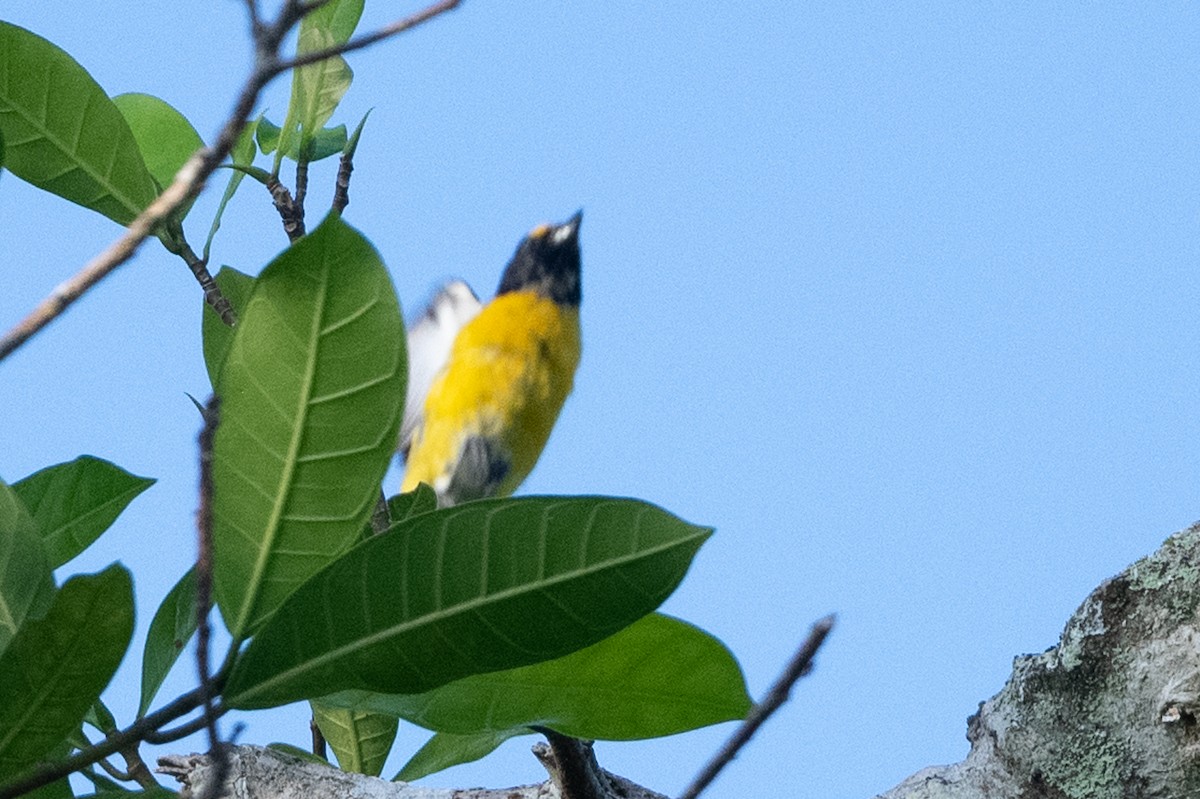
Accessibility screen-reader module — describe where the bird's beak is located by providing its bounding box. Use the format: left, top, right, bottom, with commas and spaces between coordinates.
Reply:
551, 210, 582, 245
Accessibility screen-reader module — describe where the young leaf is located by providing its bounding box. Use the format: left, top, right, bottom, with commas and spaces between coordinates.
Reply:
84, 698, 117, 733
0, 480, 54, 657
223, 496, 711, 709
112, 94, 204, 191
396, 730, 524, 782
0, 22, 158, 225
323, 614, 751, 741
203, 116, 260, 263
200, 266, 256, 388
274, 0, 363, 170
13, 457, 155, 569
212, 215, 406, 639
0, 565, 135, 782
257, 118, 347, 162
310, 702, 397, 776
138, 569, 197, 716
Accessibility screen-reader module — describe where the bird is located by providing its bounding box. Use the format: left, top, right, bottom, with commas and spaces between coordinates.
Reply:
400, 211, 583, 507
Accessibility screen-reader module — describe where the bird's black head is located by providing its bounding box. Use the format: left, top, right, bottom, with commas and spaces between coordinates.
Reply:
496, 211, 582, 307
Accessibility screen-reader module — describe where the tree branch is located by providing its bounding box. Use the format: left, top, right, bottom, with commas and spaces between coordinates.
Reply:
157, 744, 672, 799
0, 0, 461, 365
877, 522, 1200, 799
0, 686, 210, 799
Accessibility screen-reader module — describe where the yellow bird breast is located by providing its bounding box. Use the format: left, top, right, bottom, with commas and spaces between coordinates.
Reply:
401, 290, 582, 503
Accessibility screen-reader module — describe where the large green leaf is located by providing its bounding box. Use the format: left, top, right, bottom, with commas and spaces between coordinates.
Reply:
200, 266, 256, 388
324, 614, 751, 741
311, 702, 397, 777
396, 730, 523, 782
0, 480, 54, 657
13, 457, 155, 569
138, 569, 197, 716
0, 565, 134, 782
0, 23, 158, 225
223, 497, 711, 709
22, 739, 72, 799
212, 215, 406, 639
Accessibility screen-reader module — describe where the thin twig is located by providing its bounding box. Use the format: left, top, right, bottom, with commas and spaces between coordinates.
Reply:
0, 0, 460, 365
95, 758, 133, 782
294, 157, 309, 215
142, 705, 229, 746
677, 615, 836, 799
114, 744, 159, 791
0, 687, 211, 799
266, 175, 306, 241
331, 146, 354, 214
195, 397, 222, 748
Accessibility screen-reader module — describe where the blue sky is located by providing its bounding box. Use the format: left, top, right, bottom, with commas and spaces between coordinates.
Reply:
2, 2, 1199, 797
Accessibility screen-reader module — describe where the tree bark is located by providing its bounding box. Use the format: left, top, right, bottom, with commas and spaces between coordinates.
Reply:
157, 742, 669, 799
878, 522, 1200, 798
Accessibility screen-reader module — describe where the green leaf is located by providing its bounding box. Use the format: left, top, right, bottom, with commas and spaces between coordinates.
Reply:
257, 117, 347, 162
200, 266, 256, 388
84, 699, 117, 733
212, 215, 406, 639
275, 0, 362, 170
385, 485, 438, 525
0, 22, 158, 225
325, 614, 751, 741
0, 565, 135, 782
203, 116, 260, 263
111, 94, 203, 191
264, 743, 327, 764
396, 729, 523, 782
342, 110, 370, 162
13, 457, 155, 569
223, 497, 711, 710
311, 702, 397, 776
0, 480, 54, 657
17, 737, 72, 799
306, 0, 366, 44
138, 569, 197, 717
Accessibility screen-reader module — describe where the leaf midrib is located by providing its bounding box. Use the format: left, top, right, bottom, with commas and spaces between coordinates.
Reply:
0, 44, 150, 220
230, 527, 709, 705
233, 263, 331, 638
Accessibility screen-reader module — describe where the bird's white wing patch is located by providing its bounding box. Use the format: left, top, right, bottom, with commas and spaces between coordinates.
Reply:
400, 280, 483, 458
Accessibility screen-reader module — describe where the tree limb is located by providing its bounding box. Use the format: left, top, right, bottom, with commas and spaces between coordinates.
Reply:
877, 521, 1200, 799
158, 744, 668, 799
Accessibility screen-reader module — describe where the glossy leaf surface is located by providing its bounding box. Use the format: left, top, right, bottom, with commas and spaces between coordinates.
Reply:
324, 614, 751, 740
212, 216, 405, 638
14, 456, 154, 568
0, 565, 134, 782
225, 497, 710, 708
396, 729, 522, 782
311, 702, 397, 777
0, 23, 157, 224
0, 480, 53, 657
138, 569, 197, 716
